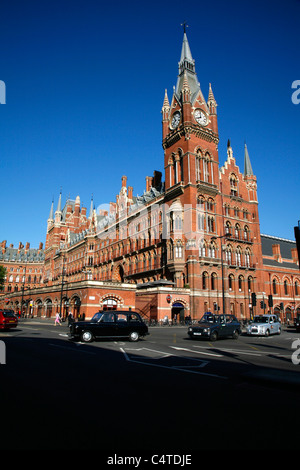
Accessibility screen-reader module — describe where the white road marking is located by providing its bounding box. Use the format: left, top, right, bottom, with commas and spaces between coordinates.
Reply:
192, 345, 261, 357
119, 347, 227, 379
170, 346, 223, 357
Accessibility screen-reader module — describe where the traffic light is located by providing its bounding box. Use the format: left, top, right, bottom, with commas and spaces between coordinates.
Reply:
268, 294, 273, 307
251, 292, 256, 306
260, 300, 264, 309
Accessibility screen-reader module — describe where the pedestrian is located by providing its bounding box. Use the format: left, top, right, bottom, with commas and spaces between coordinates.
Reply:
54, 312, 62, 326
67, 311, 74, 327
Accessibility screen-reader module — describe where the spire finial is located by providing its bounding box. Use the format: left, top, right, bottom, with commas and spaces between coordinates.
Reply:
162, 89, 170, 110
227, 139, 233, 159
181, 21, 188, 34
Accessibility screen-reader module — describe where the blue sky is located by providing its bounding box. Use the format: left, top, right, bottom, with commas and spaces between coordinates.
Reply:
1, 0, 299, 248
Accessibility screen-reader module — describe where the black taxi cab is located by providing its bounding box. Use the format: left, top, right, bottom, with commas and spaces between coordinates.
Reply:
69, 310, 149, 343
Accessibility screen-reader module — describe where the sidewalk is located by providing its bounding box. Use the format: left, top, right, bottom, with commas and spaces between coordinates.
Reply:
18, 316, 67, 325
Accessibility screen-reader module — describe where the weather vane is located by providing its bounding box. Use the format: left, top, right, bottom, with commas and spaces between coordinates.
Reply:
181, 21, 188, 33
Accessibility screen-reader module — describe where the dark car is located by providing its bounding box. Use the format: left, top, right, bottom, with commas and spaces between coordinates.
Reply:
69, 310, 149, 343
188, 313, 241, 341
0, 309, 18, 330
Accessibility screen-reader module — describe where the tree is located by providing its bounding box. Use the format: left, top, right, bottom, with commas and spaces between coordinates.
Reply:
0, 265, 7, 291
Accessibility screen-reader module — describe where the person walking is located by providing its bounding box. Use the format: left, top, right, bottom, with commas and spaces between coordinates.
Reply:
67, 311, 74, 327
54, 312, 62, 326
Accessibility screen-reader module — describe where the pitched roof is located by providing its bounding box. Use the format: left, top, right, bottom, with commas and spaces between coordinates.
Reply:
0, 247, 44, 263
261, 234, 298, 269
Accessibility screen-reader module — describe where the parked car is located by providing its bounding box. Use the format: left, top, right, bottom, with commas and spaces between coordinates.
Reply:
69, 310, 149, 343
0, 309, 18, 330
246, 314, 281, 336
187, 313, 241, 341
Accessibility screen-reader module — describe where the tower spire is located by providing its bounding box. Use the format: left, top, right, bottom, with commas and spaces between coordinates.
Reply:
162, 89, 171, 140
162, 89, 170, 113
207, 83, 217, 113
175, 28, 200, 101
55, 189, 62, 224
56, 189, 62, 213
89, 194, 94, 219
244, 143, 254, 176
48, 198, 54, 220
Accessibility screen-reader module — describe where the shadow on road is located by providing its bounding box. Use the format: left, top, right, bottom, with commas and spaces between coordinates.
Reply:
1, 329, 300, 452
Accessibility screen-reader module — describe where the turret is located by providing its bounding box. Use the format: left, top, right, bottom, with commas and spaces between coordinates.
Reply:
243, 143, 257, 202
207, 83, 218, 134
55, 191, 62, 224
161, 89, 170, 140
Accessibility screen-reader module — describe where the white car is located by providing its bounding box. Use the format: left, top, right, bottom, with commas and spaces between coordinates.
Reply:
246, 314, 281, 336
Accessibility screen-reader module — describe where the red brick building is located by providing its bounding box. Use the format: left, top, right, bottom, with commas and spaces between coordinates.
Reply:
0, 241, 44, 316
1, 31, 299, 322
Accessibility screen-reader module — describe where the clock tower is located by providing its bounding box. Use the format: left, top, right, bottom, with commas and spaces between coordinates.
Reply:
161, 28, 221, 309
162, 29, 219, 193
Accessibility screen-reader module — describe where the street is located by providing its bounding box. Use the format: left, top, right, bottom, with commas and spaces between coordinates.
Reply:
1, 318, 300, 453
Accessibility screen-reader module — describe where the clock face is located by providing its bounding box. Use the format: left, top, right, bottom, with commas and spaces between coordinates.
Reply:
194, 109, 208, 126
171, 111, 181, 129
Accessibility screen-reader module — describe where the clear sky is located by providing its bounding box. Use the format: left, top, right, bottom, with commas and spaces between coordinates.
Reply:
1, 0, 299, 248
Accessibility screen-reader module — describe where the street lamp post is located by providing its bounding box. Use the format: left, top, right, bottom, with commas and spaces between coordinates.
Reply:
211, 233, 231, 316
20, 265, 27, 317
59, 257, 66, 320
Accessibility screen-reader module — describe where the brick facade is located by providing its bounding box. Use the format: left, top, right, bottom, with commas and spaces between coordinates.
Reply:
0, 31, 299, 322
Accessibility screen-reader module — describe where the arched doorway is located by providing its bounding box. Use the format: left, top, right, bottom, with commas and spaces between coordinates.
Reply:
286, 307, 292, 325
61, 296, 70, 319
103, 298, 118, 311
45, 299, 53, 318
71, 296, 81, 320
27, 299, 33, 318
36, 299, 43, 317
274, 306, 281, 321
100, 294, 124, 311
171, 301, 185, 323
